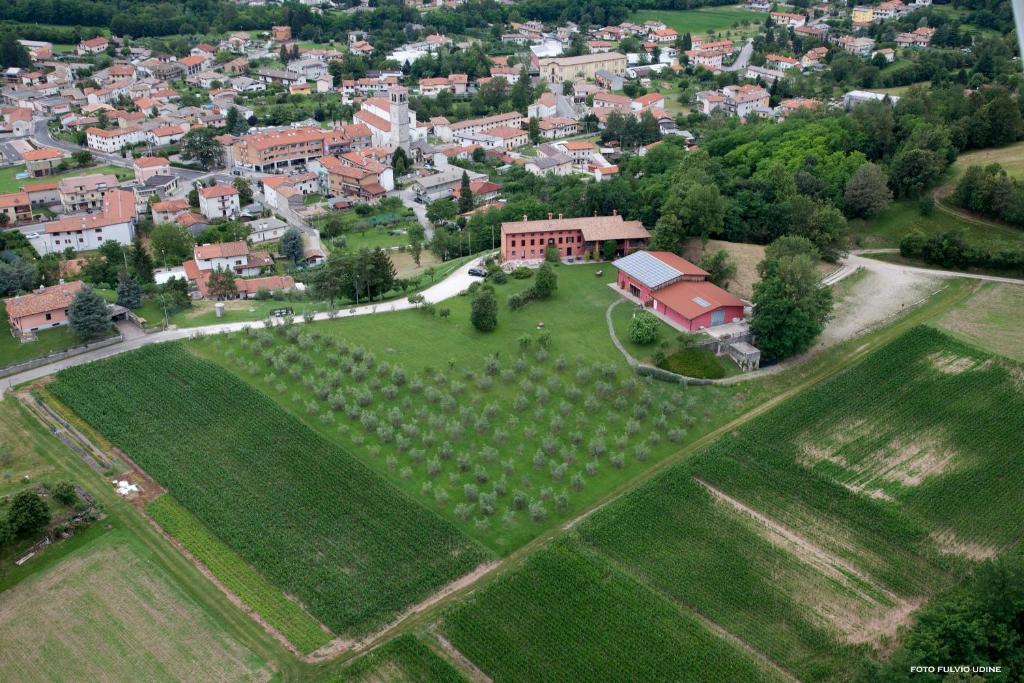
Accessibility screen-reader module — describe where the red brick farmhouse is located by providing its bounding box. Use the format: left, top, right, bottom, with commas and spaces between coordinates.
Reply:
613, 250, 745, 331
500, 213, 650, 262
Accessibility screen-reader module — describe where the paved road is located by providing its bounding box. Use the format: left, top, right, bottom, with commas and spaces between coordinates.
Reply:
0, 253, 492, 395
721, 39, 754, 73
394, 187, 431, 236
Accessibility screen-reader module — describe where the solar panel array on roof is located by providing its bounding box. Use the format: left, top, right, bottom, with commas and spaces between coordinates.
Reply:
611, 251, 682, 289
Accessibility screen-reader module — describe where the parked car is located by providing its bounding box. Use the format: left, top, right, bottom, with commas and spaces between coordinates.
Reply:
468, 267, 487, 277
25, 232, 40, 239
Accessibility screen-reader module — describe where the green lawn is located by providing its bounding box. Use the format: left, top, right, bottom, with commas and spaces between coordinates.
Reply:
850, 199, 1024, 249
303, 193, 324, 206
0, 314, 83, 370
932, 282, 1024, 362
0, 163, 133, 194
658, 346, 739, 379
630, 7, 762, 37
0, 529, 272, 682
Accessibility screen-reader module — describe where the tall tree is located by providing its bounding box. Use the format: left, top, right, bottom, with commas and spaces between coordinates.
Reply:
180, 129, 224, 170
115, 272, 142, 309
68, 287, 111, 340
280, 227, 305, 265
129, 237, 155, 283
470, 285, 498, 332
844, 163, 892, 218
207, 268, 237, 300
458, 171, 474, 214
233, 177, 253, 206
751, 239, 832, 359
6, 490, 50, 537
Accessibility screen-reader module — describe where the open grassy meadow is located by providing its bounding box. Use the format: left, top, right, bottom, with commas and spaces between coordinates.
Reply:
190, 264, 773, 552
932, 282, 1024, 361
0, 530, 271, 682
948, 140, 1024, 181
850, 199, 1024, 249
49, 344, 490, 640
630, 7, 762, 37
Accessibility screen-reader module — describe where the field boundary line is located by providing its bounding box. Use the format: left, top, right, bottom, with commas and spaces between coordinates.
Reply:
694, 478, 894, 605
578, 541, 802, 683
429, 627, 493, 683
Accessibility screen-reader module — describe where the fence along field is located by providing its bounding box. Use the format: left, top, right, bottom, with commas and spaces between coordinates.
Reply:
573, 326, 1024, 680
49, 344, 491, 638
442, 539, 782, 683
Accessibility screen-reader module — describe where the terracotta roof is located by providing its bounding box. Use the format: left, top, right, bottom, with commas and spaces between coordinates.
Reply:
0, 192, 30, 209
195, 240, 249, 260
46, 189, 136, 233
236, 275, 294, 293
22, 147, 64, 161
152, 198, 189, 212
176, 212, 206, 227
5, 281, 84, 320
133, 156, 170, 168
21, 181, 59, 193
652, 280, 743, 321
198, 185, 238, 199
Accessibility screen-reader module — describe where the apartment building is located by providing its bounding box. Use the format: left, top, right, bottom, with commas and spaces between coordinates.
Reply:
316, 156, 387, 202
86, 125, 146, 153
230, 127, 327, 172
536, 52, 628, 84
44, 189, 137, 253
58, 173, 120, 212
197, 184, 240, 219
447, 111, 525, 144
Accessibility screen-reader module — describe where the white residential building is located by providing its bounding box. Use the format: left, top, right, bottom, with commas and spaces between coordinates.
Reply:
197, 185, 240, 219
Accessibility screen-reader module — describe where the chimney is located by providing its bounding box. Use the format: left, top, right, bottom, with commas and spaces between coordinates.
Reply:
547, 212, 553, 219
59, 278, 65, 285
558, 213, 563, 219
612, 209, 618, 216
523, 214, 528, 222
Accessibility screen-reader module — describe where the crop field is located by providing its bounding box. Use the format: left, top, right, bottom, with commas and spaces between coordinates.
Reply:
0, 532, 271, 682
147, 495, 331, 653
630, 8, 762, 37
563, 326, 1024, 679
194, 304, 766, 553
441, 539, 779, 682
933, 282, 1024, 361
49, 344, 490, 638
338, 634, 466, 682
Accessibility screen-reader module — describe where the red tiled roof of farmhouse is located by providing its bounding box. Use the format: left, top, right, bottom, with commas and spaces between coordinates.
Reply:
5, 281, 84, 320
652, 279, 744, 321
501, 214, 649, 241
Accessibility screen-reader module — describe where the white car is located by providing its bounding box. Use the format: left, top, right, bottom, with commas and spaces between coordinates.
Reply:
25, 232, 40, 239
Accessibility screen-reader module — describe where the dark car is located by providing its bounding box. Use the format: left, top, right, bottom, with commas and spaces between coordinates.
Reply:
467, 267, 487, 277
